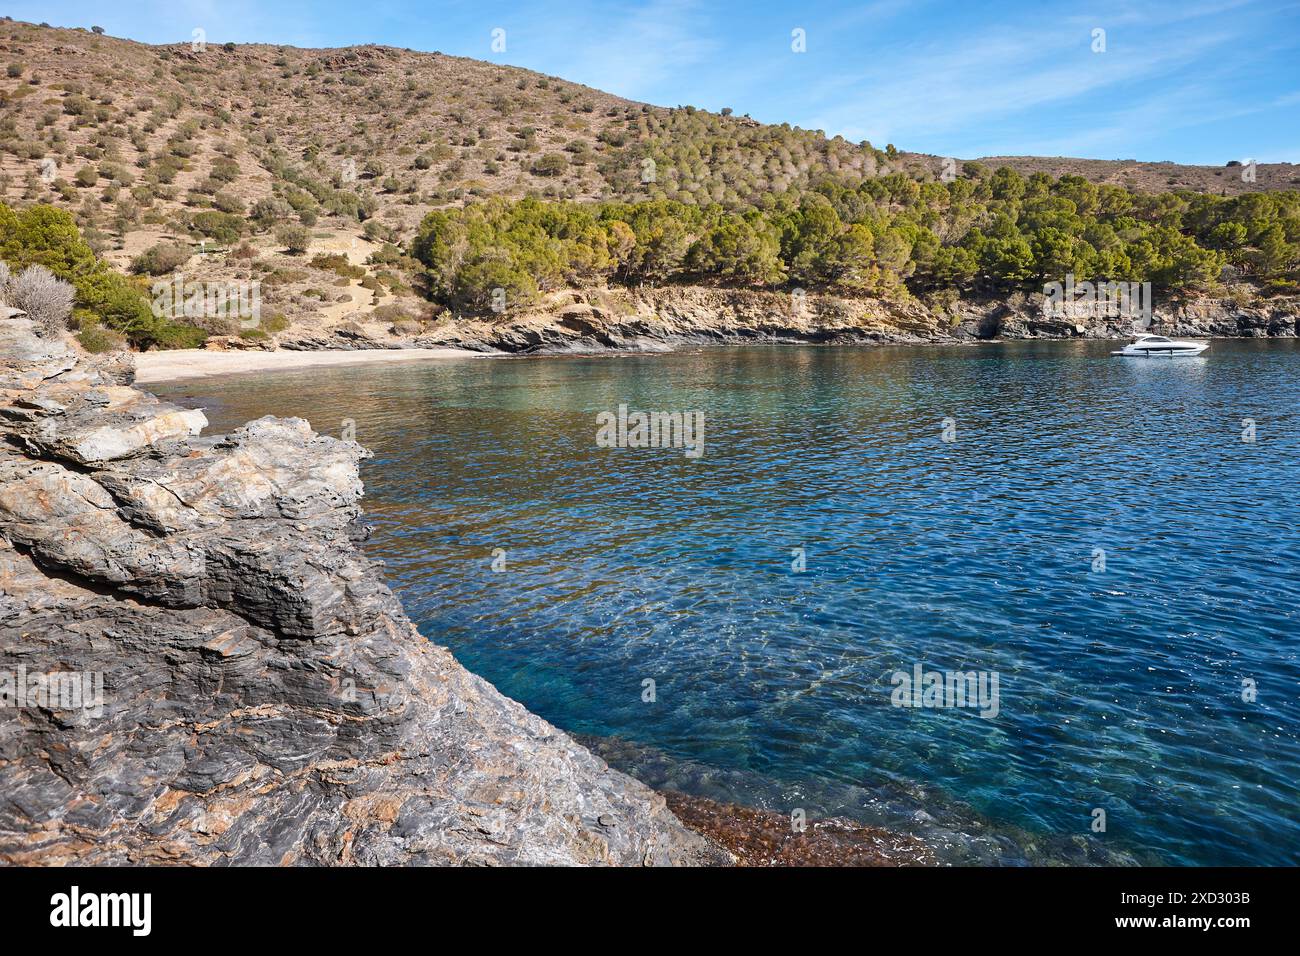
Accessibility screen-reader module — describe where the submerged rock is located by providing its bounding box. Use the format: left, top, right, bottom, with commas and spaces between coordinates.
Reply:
664, 792, 936, 867
0, 319, 729, 866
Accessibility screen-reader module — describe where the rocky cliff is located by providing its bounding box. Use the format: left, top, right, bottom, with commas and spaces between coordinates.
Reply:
0, 317, 727, 866
402, 285, 1300, 354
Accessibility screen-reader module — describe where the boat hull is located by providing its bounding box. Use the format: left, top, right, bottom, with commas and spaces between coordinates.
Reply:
1112, 343, 1209, 357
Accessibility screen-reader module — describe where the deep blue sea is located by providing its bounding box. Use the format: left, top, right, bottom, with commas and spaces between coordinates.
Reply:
159, 340, 1300, 865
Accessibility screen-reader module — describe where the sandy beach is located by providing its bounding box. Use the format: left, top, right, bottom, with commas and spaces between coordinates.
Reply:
133, 347, 490, 384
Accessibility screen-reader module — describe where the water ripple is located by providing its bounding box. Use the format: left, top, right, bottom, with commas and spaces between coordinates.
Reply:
159, 339, 1300, 865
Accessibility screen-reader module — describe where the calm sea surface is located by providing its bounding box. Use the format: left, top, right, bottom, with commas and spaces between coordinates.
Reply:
156, 341, 1300, 865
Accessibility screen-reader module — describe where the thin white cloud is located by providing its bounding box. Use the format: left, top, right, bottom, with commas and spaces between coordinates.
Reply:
800, 4, 1255, 154
974, 85, 1300, 160
518, 0, 720, 101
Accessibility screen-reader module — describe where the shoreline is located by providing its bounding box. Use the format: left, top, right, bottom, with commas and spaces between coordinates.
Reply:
133, 346, 491, 384
132, 331, 1278, 385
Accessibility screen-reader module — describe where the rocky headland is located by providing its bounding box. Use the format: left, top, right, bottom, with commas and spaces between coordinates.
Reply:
0, 316, 729, 865
204, 285, 1300, 356
408, 286, 1300, 353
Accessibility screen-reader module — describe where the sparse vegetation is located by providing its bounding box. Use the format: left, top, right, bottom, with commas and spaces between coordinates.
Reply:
0, 20, 1293, 342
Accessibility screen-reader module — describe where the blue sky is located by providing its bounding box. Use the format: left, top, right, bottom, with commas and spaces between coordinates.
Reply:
21, 0, 1300, 163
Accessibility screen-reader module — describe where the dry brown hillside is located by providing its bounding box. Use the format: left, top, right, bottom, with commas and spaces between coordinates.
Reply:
964, 155, 1299, 195
5, 20, 1293, 241
1, 19, 1294, 350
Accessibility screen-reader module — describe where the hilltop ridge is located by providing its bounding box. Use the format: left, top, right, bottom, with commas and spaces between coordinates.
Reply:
0, 19, 1296, 355
3, 20, 1293, 239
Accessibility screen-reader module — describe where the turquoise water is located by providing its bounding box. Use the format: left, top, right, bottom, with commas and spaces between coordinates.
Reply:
159, 340, 1300, 865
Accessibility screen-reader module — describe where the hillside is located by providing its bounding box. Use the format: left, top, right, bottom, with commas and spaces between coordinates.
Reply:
0, 22, 895, 237
0, 19, 1297, 353
5, 21, 1295, 233
952, 155, 1300, 195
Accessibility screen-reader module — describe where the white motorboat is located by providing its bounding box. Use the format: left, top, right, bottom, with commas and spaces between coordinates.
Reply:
1112, 334, 1209, 357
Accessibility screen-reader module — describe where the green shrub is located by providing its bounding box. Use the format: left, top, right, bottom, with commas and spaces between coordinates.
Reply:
259, 311, 289, 334
76, 324, 127, 353
250, 198, 292, 231
210, 157, 240, 183
309, 253, 363, 279
531, 152, 568, 177
212, 191, 245, 214
130, 241, 191, 276
63, 94, 92, 116
275, 224, 311, 254
148, 322, 208, 349
191, 210, 243, 244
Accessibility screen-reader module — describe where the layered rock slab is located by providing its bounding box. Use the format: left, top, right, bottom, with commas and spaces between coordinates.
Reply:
0, 319, 726, 865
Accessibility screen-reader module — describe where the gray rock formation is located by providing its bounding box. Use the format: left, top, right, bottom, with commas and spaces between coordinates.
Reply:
0, 318, 727, 866
407, 286, 1300, 354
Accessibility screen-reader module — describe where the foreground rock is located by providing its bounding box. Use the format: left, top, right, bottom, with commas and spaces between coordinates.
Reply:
0, 318, 728, 866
